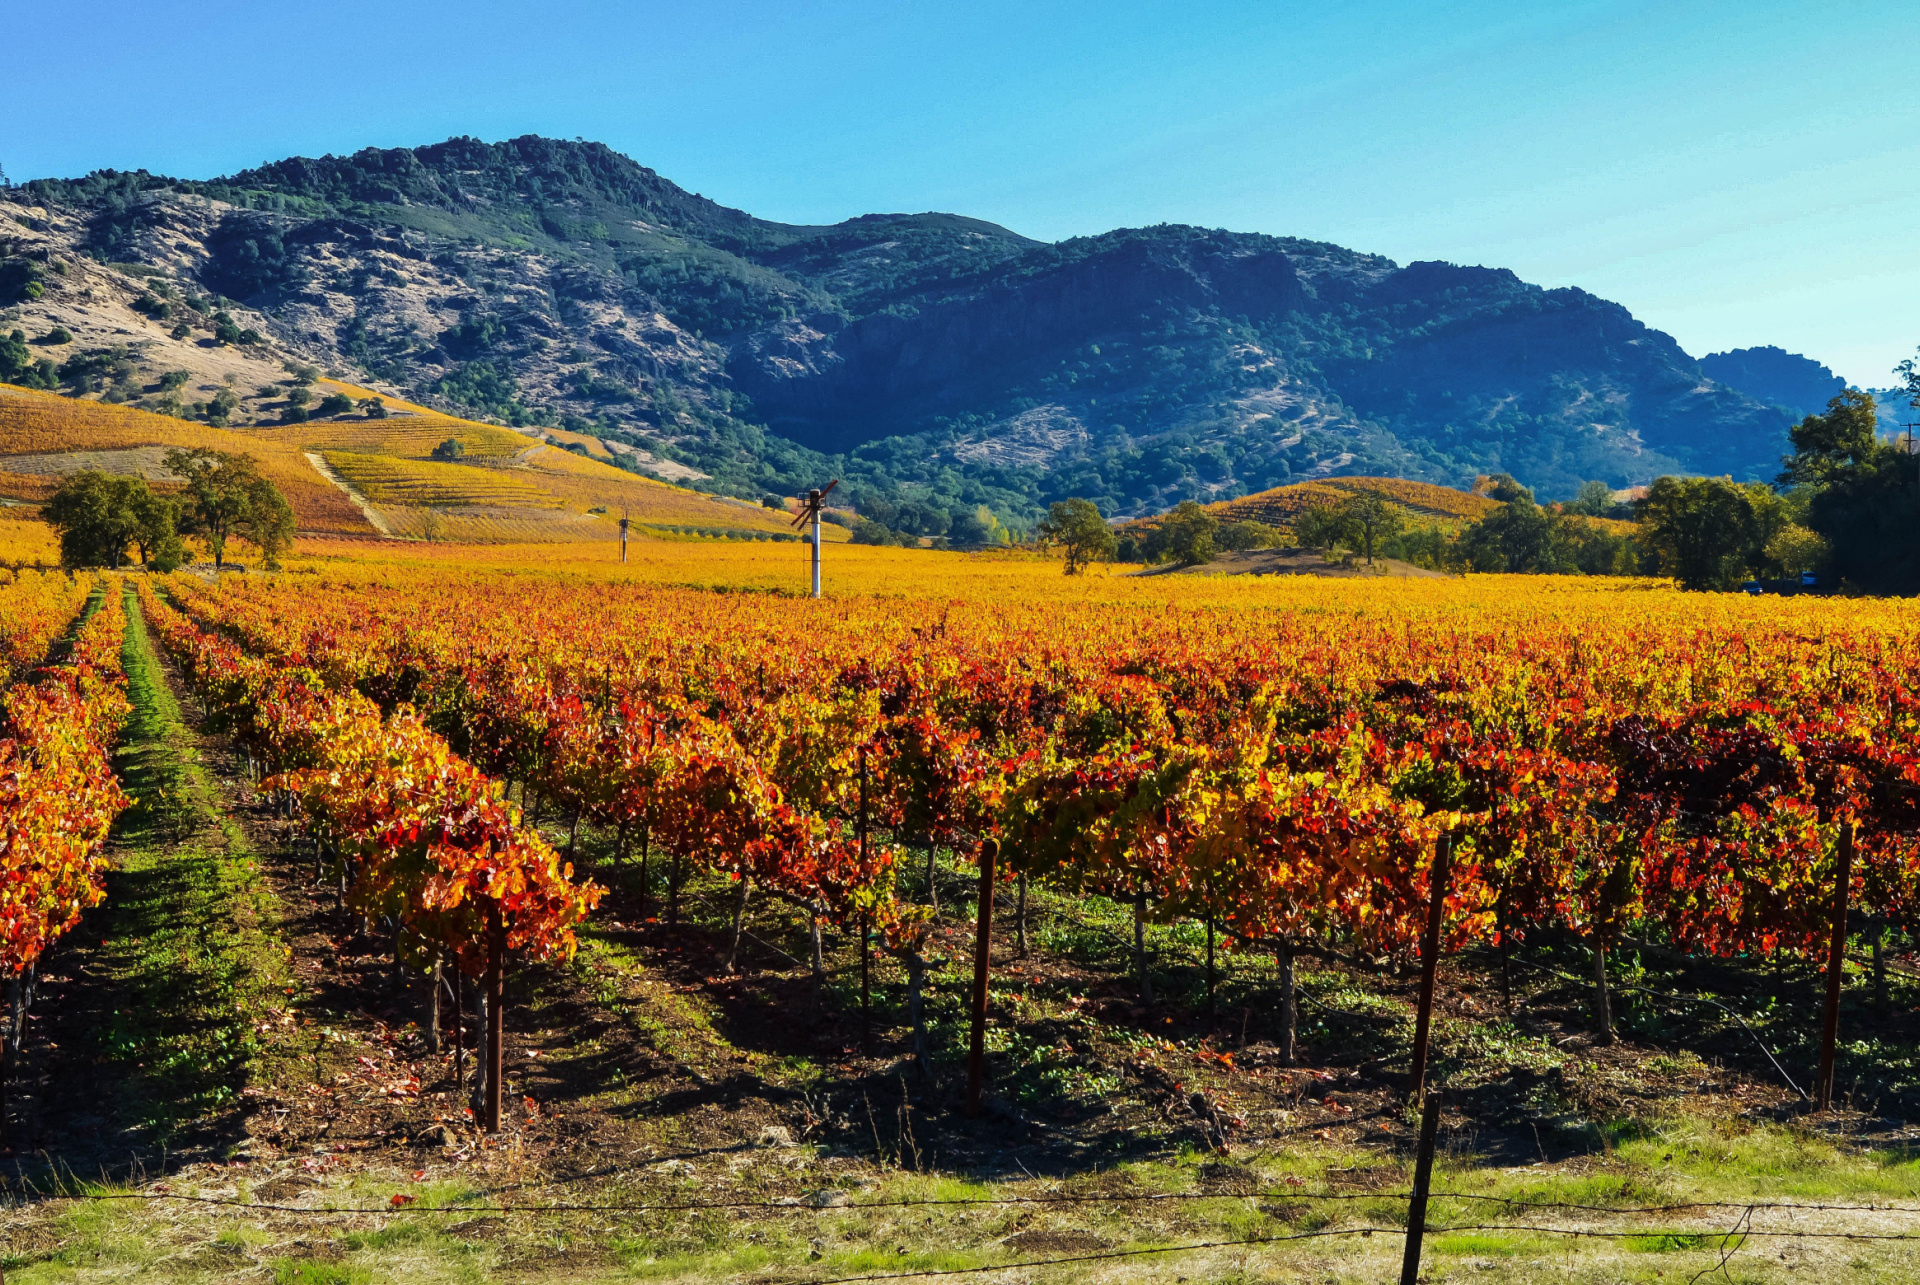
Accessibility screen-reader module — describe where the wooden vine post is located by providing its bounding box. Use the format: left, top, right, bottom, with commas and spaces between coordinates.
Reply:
485, 899, 506, 1133
859, 749, 871, 1053
1399, 1091, 1444, 1285
965, 839, 999, 1118
1406, 833, 1453, 1104
1816, 820, 1855, 1111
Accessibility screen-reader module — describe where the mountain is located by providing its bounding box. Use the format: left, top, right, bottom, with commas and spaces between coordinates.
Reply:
3, 135, 1796, 524
1698, 346, 1846, 418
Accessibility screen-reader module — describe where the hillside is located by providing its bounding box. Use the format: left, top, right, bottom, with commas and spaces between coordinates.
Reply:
5, 135, 1797, 525
0, 384, 812, 545
1197, 476, 1500, 532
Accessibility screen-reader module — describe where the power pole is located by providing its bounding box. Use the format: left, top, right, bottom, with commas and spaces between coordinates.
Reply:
790, 480, 839, 599
618, 516, 629, 563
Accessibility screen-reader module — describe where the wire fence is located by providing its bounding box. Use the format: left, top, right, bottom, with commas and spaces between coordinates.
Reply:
8, 1165, 1917, 1283
41, 1187, 1920, 1218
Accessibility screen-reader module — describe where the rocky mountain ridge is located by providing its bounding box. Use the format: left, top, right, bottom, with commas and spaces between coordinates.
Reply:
4, 135, 1798, 523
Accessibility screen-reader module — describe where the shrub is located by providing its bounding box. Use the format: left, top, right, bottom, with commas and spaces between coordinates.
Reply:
42, 327, 71, 345
169, 323, 192, 340
159, 369, 191, 391
205, 387, 241, 427
1, 329, 58, 388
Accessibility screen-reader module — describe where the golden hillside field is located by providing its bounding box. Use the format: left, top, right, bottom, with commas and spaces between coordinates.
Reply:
0, 386, 375, 535
0, 384, 818, 546
1201, 477, 1502, 530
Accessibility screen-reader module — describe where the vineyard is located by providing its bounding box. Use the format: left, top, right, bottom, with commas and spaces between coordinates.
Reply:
320, 451, 569, 510
0, 558, 1917, 1282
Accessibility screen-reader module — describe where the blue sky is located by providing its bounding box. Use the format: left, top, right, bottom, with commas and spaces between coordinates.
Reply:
12, 0, 1917, 386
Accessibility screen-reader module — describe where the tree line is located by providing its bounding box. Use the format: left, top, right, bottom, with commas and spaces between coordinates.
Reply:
1029, 381, 1917, 593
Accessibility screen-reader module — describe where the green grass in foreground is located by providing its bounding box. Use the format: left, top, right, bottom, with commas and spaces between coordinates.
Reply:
71, 584, 288, 1141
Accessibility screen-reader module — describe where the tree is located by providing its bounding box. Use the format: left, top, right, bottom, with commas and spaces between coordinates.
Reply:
164, 448, 297, 570
1458, 492, 1576, 573
1476, 473, 1535, 503
130, 489, 186, 572
1339, 491, 1405, 565
362, 397, 388, 419
1779, 390, 1881, 488
1567, 480, 1617, 516
1145, 500, 1218, 566
1293, 501, 1359, 553
0, 330, 56, 389
948, 505, 1009, 547
1216, 519, 1278, 552
43, 470, 147, 569
1635, 476, 1758, 591
1037, 499, 1116, 575
1779, 388, 1920, 591
205, 387, 241, 427
1765, 524, 1828, 578
432, 438, 467, 461
316, 392, 355, 417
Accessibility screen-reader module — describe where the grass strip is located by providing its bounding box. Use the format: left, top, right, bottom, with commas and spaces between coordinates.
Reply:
75, 581, 290, 1142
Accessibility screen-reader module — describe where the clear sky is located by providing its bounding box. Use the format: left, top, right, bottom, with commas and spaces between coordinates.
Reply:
10, 0, 1916, 386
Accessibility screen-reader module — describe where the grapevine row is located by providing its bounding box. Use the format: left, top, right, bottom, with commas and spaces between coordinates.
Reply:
0, 576, 134, 1112
134, 581, 600, 1128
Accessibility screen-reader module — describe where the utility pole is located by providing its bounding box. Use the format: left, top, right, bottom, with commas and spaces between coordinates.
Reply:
618, 516, 629, 563
790, 480, 839, 600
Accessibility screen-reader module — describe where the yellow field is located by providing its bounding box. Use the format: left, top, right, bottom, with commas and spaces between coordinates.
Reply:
270, 532, 1920, 654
